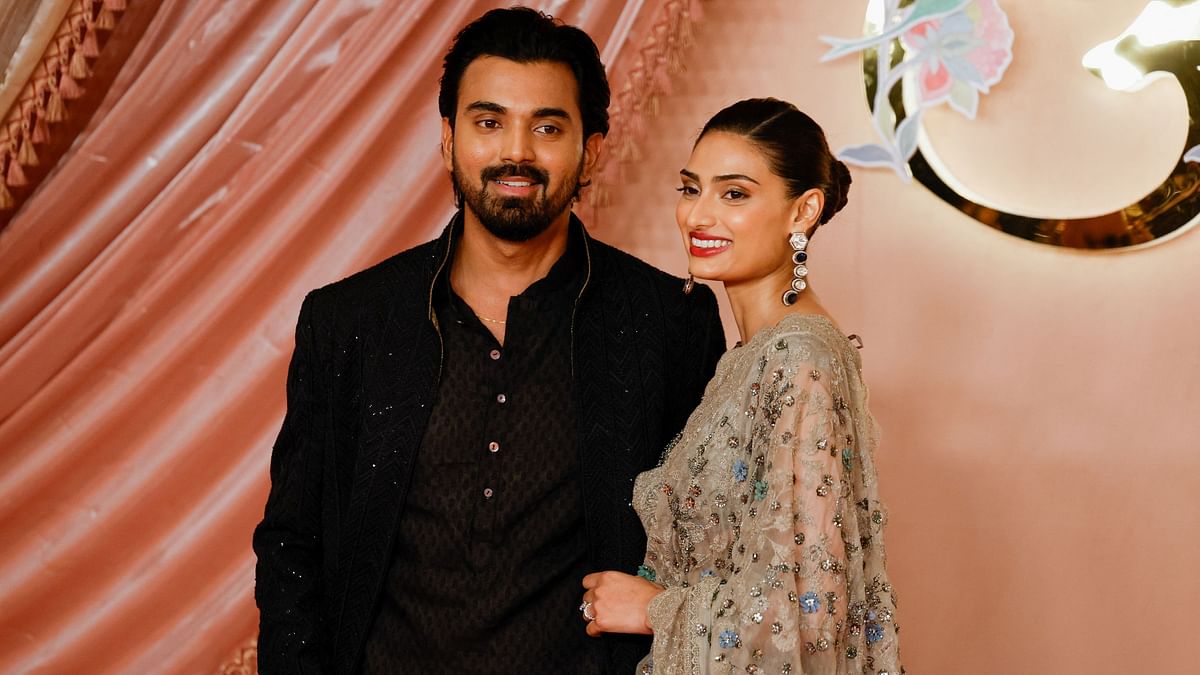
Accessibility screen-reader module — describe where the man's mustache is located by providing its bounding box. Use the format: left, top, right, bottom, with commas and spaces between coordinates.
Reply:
480, 163, 549, 186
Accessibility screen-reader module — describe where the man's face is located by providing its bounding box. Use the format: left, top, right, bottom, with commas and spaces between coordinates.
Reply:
442, 57, 601, 242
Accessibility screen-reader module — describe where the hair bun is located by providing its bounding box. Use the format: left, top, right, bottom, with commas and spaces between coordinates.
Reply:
833, 160, 852, 212
819, 159, 852, 224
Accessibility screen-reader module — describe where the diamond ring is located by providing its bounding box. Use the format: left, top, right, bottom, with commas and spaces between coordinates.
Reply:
579, 600, 596, 621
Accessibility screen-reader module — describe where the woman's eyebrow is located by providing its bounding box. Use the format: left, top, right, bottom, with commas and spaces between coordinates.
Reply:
678, 168, 760, 185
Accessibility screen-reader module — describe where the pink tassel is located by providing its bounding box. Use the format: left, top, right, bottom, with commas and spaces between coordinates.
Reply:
31, 108, 49, 144
46, 88, 67, 121
0, 180, 14, 210
70, 47, 91, 79
17, 130, 39, 167
7, 156, 27, 187
82, 25, 101, 58
97, 7, 116, 30
59, 72, 84, 99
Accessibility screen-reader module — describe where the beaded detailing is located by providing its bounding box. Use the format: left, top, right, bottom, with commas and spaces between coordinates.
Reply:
633, 314, 901, 674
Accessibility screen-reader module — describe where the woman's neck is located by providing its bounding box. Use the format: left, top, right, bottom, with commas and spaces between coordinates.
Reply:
724, 273, 830, 344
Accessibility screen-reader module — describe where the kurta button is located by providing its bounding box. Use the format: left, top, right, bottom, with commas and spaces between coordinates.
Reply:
496, 393, 507, 404
483, 487, 494, 498
489, 349, 501, 360
488, 441, 500, 453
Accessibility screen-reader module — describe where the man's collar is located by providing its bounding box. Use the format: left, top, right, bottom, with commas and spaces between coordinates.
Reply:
427, 211, 593, 319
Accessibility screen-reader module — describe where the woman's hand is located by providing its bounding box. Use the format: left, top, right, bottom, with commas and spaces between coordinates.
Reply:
580, 571, 663, 637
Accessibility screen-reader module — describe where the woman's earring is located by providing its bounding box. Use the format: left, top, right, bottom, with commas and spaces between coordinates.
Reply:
781, 232, 808, 306
683, 273, 694, 295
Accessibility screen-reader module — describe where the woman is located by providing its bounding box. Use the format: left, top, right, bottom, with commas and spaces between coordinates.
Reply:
579, 98, 901, 674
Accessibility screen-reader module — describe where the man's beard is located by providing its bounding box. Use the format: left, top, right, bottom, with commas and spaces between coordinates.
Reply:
453, 156, 583, 242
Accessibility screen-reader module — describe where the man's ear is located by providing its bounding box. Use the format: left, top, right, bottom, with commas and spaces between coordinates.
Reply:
440, 118, 454, 172
580, 132, 604, 185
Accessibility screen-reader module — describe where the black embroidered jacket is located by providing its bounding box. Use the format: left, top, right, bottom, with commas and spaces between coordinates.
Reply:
253, 213, 726, 674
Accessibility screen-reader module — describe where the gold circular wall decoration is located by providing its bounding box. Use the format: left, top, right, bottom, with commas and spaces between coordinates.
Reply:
851, 0, 1200, 250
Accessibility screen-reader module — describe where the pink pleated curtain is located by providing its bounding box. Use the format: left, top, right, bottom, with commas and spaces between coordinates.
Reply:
0, 1, 700, 671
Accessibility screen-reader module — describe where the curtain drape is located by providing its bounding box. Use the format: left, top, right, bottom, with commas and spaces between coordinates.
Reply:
0, 1, 697, 671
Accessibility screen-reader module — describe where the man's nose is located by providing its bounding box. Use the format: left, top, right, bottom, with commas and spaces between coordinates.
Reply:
500, 128, 534, 164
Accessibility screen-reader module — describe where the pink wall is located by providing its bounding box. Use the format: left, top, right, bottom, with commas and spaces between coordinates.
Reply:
596, 1, 1200, 673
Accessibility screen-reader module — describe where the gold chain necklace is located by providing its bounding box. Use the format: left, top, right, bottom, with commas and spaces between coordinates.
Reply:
476, 313, 507, 325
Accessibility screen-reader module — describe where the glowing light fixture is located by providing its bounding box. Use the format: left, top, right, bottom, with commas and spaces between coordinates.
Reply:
1083, 0, 1200, 91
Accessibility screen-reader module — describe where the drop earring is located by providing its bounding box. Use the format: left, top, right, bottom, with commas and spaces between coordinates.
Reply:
781, 232, 808, 306
683, 273, 694, 294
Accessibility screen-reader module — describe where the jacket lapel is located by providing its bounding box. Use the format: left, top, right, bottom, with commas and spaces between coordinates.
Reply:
333, 220, 456, 673
571, 240, 658, 574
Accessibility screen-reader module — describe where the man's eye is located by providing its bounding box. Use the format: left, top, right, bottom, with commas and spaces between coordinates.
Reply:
536, 124, 560, 135
477, 119, 500, 129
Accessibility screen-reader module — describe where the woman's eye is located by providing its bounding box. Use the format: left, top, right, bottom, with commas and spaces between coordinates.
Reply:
675, 185, 699, 197
724, 189, 746, 200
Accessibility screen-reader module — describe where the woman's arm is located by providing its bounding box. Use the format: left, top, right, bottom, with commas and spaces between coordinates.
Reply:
580, 570, 663, 636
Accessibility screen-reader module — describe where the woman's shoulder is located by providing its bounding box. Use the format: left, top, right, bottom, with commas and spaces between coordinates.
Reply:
745, 314, 858, 368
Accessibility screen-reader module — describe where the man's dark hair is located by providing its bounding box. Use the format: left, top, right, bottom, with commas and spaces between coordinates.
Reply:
439, 7, 610, 140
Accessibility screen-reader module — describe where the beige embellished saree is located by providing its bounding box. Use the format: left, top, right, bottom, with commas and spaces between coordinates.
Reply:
633, 314, 901, 675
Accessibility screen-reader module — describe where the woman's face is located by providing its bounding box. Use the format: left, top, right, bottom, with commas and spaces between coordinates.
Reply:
675, 131, 814, 285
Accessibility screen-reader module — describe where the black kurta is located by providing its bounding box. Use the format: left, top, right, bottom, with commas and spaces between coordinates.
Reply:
364, 229, 604, 673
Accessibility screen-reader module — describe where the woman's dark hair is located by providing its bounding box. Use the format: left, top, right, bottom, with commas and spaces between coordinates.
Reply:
698, 98, 851, 225
439, 7, 610, 140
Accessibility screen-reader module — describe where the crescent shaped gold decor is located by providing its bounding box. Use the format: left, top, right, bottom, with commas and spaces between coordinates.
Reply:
822, 0, 1200, 250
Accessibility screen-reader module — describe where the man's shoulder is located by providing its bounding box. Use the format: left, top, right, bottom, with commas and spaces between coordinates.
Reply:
308, 238, 442, 309
588, 237, 682, 290
587, 237, 717, 306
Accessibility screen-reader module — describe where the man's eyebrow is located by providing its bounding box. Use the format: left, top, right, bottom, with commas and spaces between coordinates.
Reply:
533, 107, 571, 120
463, 102, 572, 121
465, 101, 506, 114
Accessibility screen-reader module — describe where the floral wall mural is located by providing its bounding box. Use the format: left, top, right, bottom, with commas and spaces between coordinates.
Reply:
822, 0, 1200, 249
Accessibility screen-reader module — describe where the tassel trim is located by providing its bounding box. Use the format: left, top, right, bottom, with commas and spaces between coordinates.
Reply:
17, 127, 39, 167
96, 8, 116, 31
59, 70, 84, 99
0, 0, 128, 211
46, 88, 66, 122
82, 25, 101, 58
70, 45, 91, 79
593, 0, 706, 214
7, 153, 28, 187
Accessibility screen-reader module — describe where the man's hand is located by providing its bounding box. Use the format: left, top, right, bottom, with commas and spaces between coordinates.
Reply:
580, 571, 663, 637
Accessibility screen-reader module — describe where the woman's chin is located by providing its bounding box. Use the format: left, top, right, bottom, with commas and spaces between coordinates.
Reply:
687, 262, 727, 283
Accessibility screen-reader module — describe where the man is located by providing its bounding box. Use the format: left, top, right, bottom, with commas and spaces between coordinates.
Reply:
253, 8, 725, 674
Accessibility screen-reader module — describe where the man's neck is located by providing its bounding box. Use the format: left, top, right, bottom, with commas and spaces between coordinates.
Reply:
450, 209, 573, 306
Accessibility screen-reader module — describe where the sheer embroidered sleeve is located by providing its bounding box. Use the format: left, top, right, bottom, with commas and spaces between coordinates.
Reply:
700, 332, 900, 673
636, 323, 901, 674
